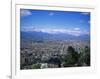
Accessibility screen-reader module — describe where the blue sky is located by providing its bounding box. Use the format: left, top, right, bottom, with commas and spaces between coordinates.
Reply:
20, 9, 90, 36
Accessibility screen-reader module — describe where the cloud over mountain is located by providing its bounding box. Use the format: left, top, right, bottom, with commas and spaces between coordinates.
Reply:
21, 27, 89, 36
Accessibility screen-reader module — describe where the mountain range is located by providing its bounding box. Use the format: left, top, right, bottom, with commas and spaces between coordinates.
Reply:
21, 31, 90, 42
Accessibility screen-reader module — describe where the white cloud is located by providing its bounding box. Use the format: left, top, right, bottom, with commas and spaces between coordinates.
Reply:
88, 20, 90, 24
74, 28, 80, 31
80, 20, 84, 23
21, 27, 34, 31
80, 20, 90, 25
81, 12, 90, 15
21, 27, 89, 36
48, 12, 54, 16
20, 9, 32, 16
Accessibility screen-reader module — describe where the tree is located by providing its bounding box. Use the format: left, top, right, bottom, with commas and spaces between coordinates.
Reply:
63, 46, 79, 67
78, 46, 90, 66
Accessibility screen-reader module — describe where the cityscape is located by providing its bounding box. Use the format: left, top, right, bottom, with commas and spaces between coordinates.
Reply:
20, 9, 90, 69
